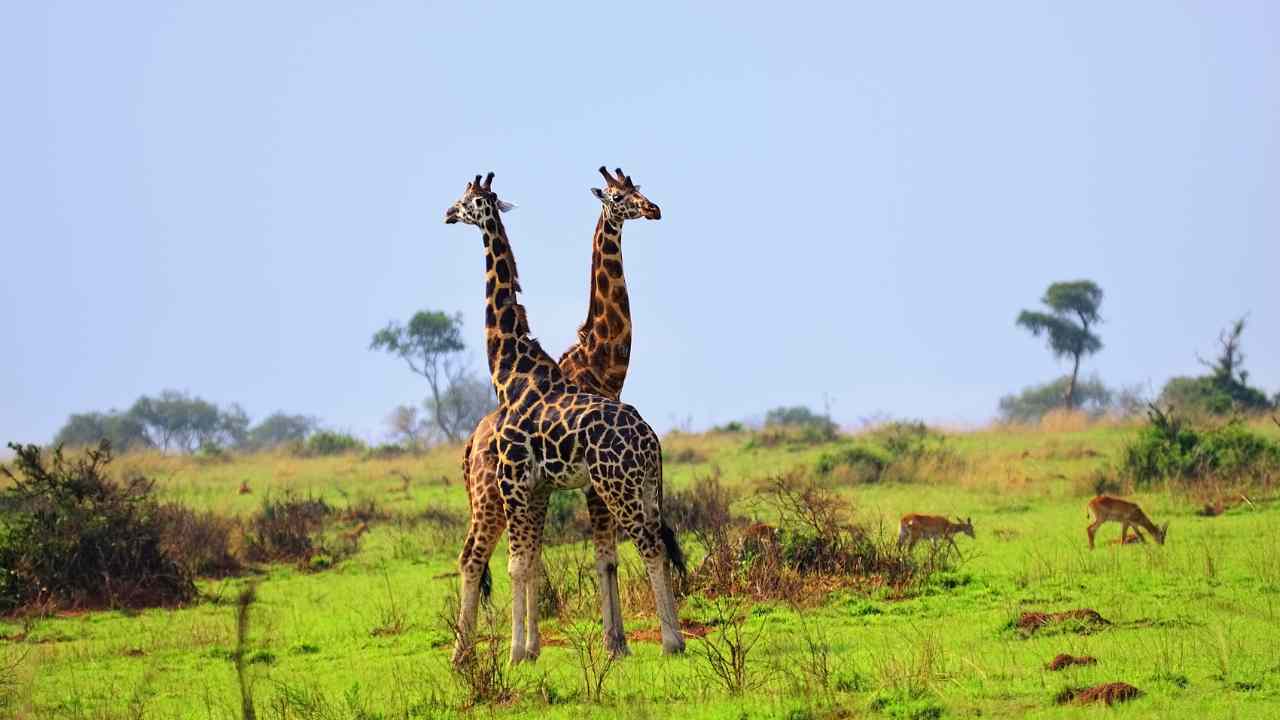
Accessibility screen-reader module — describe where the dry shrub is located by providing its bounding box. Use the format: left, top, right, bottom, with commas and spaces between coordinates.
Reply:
1046, 654, 1097, 671
1014, 608, 1110, 637
440, 587, 519, 707
694, 595, 765, 695
244, 495, 334, 565
665, 468, 738, 538
339, 496, 391, 524
1040, 409, 1090, 433
688, 471, 922, 601
154, 502, 243, 577
1055, 682, 1141, 706
0, 442, 196, 613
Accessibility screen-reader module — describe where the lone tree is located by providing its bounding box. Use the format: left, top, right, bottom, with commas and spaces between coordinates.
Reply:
1016, 280, 1104, 411
371, 310, 493, 443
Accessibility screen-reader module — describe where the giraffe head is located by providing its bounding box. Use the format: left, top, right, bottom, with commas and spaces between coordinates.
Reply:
444, 172, 515, 226
591, 167, 661, 222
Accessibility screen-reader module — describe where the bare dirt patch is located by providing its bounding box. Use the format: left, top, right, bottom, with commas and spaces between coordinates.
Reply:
1046, 653, 1097, 671
1055, 682, 1142, 706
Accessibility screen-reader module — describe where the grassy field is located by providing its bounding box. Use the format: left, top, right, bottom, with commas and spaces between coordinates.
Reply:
4, 419, 1280, 719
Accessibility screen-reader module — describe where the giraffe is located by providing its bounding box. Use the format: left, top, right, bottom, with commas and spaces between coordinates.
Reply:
445, 173, 684, 666
457, 167, 663, 661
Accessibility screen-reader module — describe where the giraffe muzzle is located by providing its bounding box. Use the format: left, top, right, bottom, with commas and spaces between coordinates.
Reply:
444, 206, 459, 224
645, 205, 662, 220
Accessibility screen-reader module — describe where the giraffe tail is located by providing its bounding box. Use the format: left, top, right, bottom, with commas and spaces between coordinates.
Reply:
660, 522, 687, 577
479, 564, 492, 602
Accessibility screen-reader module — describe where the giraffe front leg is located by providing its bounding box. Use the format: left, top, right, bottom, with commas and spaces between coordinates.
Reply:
496, 456, 538, 666
586, 487, 629, 658
506, 548, 531, 666
520, 486, 552, 662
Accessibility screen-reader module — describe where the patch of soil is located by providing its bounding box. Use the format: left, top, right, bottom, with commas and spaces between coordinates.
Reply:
1017, 608, 1110, 635
1046, 653, 1097, 671
1055, 682, 1142, 706
629, 619, 713, 644
542, 619, 713, 648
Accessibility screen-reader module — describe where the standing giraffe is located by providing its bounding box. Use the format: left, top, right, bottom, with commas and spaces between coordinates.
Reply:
457, 167, 663, 660
445, 173, 684, 666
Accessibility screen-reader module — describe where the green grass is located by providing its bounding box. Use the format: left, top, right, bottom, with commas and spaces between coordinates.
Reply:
4, 420, 1280, 718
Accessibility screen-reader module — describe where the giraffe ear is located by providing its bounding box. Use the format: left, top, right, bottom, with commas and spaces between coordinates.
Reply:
591, 187, 605, 200
496, 200, 516, 213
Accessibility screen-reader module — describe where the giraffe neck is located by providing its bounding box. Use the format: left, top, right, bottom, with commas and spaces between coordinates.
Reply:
559, 212, 631, 398
479, 218, 564, 406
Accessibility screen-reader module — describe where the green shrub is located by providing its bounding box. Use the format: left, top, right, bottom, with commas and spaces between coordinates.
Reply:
0, 441, 196, 612
296, 431, 364, 457
1120, 407, 1280, 487
363, 443, 409, 460
815, 444, 890, 481
814, 421, 955, 483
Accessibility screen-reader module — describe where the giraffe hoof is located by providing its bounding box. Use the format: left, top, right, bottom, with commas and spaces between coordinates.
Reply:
606, 638, 631, 659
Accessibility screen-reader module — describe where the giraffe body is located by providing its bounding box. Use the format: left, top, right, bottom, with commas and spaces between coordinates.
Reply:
446, 173, 682, 666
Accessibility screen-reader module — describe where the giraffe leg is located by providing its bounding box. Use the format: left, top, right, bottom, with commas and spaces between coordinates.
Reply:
495, 456, 539, 667
586, 487, 629, 658
453, 445, 501, 666
613, 515, 682, 655
520, 486, 552, 662
452, 481, 505, 666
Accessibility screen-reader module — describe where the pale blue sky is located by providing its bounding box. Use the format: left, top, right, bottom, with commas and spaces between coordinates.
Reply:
2, 2, 1277, 445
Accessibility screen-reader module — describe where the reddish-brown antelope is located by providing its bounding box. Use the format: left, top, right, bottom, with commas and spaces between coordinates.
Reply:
897, 514, 974, 553
1086, 496, 1168, 549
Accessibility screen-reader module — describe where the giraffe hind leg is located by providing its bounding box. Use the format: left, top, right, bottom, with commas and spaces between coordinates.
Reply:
586, 486, 629, 658
453, 479, 506, 667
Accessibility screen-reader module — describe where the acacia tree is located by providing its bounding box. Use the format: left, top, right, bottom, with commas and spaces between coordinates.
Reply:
370, 310, 493, 443
1016, 280, 1104, 411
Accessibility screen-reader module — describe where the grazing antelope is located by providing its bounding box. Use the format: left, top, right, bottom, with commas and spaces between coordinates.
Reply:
1086, 496, 1168, 549
897, 514, 974, 553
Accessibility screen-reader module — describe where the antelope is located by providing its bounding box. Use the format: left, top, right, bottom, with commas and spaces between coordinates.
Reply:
340, 522, 369, 544
897, 514, 974, 553
1086, 496, 1168, 549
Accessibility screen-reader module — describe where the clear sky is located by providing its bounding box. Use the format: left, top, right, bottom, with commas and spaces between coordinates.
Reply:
2, 2, 1277, 446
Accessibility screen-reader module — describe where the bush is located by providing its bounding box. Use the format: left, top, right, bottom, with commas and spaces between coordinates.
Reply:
815, 421, 957, 484
296, 431, 364, 457
998, 375, 1114, 423
363, 443, 410, 460
543, 490, 591, 546
0, 441, 196, 613
754, 406, 838, 445
154, 503, 243, 577
688, 471, 923, 601
244, 495, 335, 564
815, 444, 890, 482
665, 469, 738, 538
1120, 407, 1280, 487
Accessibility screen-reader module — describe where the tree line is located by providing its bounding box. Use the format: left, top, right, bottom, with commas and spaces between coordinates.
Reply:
54, 390, 317, 453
